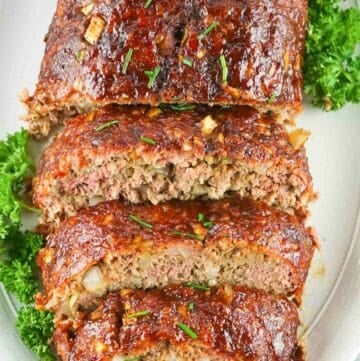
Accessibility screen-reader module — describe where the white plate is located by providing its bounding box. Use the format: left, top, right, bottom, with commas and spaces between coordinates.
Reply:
0, 1, 359, 360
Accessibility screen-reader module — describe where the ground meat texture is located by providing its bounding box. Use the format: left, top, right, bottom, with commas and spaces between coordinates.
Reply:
23, 0, 307, 137
53, 285, 304, 361
36, 197, 315, 313
33, 105, 314, 226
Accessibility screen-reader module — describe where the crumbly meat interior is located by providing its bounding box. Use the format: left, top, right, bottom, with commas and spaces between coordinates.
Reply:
37, 151, 311, 225
43, 243, 298, 314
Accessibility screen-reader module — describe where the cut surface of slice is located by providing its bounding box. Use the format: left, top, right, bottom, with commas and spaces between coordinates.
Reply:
23, 0, 308, 137
53, 285, 304, 361
36, 197, 315, 312
33, 105, 314, 226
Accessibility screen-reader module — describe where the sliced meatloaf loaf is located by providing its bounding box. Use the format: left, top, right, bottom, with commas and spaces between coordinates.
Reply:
23, 0, 307, 137
53, 285, 304, 361
33, 105, 314, 226
36, 197, 315, 313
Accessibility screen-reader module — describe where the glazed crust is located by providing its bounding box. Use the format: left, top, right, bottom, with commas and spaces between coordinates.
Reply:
37, 197, 315, 305
33, 105, 314, 224
24, 0, 307, 135
35, 105, 309, 181
53, 285, 303, 361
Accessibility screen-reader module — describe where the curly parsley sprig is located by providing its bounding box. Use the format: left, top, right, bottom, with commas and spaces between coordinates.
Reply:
304, 0, 360, 110
0, 129, 54, 360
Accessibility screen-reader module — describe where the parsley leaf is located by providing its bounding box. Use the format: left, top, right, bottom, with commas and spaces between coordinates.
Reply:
0, 129, 55, 360
144, 66, 161, 88
16, 307, 54, 361
304, 0, 360, 110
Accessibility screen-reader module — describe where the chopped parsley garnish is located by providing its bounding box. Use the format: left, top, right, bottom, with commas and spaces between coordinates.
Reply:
183, 282, 209, 291
122, 48, 134, 75
197, 213, 205, 222
95, 120, 120, 132
75, 49, 86, 61
140, 136, 156, 145
188, 302, 195, 311
219, 54, 228, 84
203, 220, 213, 228
144, 0, 152, 8
267, 93, 277, 104
198, 21, 218, 40
171, 230, 202, 240
144, 66, 161, 88
197, 213, 214, 229
129, 214, 153, 229
304, 0, 360, 110
177, 322, 198, 339
126, 310, 151, 319
164, 103, 195, 112
182, 57, 193, 67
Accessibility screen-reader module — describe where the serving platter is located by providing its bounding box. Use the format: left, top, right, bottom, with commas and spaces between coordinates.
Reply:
0, 0, 359, 360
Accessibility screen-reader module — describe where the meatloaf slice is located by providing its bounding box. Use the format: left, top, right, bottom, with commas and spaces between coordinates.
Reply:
53, 285, 304, 361
33, 105, 314, 226
23, 0, 307, 137
36, 197, 315, 313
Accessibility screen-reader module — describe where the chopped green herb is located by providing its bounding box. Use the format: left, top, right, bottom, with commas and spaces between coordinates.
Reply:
197, 213, 205, 222
122, 48, 134, 75
129, 214, 153, 229
222, 157, 231, 162
144, 0, 152, 8
197, 213, 214, 229
304, 0, 360, 110
95, 120, 120, 132
198, 21, 218, 40
165, 103, 195, 112
188, 302, 195, 311
144, 66, 161, 88
177, 322, 198, 339
126, 310, 151, 319
183, 282, 209, 291
219, 54, 228, 84
75, 49, 86, 61
140, 136, 156, 145
267, 93, 277, 104
171, 230, 202, 240
203, 220, 214, 228
182, 57, 193, 67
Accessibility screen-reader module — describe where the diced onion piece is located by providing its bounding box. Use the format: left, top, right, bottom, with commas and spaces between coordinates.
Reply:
192, 223, 207, 240
43, 249, 53, 264
69, 292, 79, 313
95, 341, 107, 353
205, 265, 220, 279
82, 266, 105, 292
288, 128, 311, 150
89, 196, 104, 206
84, 16, 106, 45
147, 107, 163, 118
200, 115, 218, 136
81, 3, 94, 16
222, 284, 234, 304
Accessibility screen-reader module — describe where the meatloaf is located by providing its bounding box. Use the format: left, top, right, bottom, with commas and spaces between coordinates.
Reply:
53, 285, 304, 361
23, 0, 308, 137
33, 105, 313, 226
36, 197, 315, 313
